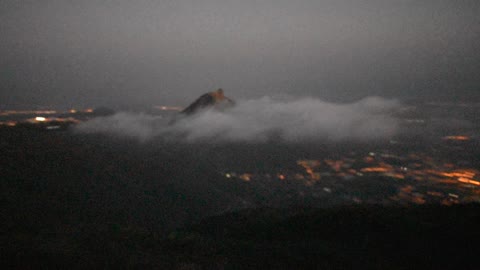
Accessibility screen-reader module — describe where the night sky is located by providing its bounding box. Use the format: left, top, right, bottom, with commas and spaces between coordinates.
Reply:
1, 0, 479, 109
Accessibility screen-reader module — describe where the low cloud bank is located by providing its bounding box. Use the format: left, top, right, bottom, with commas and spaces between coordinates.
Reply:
76, 96, 401, 142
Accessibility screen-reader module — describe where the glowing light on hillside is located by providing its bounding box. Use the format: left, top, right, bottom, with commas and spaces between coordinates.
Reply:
297, 160, 321, 181
239, 173, 252, 182
441, 171, 476, 179
35, 117, 46, 122
361, 167, 390, 173
443, 136, 470, 141
458, 178, 480, 186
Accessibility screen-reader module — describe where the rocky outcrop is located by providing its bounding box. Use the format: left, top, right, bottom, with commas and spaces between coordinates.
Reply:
181, 88, 235, 115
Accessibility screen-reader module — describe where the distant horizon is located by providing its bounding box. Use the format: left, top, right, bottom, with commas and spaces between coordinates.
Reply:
2, 92, 480, 111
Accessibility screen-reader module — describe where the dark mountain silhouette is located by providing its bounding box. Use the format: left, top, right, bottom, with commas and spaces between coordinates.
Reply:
181, 88, 235, 115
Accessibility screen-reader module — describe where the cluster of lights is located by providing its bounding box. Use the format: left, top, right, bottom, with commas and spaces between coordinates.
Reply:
443, 136, 470, 141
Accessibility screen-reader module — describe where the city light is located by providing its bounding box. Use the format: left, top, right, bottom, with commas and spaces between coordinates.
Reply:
443, 136, 470, 141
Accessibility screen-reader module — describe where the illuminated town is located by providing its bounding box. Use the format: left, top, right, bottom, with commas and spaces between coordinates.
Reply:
220, 145, 480, 206
0, 106, 179, 128
1, 103, 479, 207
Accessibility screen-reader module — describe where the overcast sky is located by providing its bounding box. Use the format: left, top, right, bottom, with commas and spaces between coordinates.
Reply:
1, 0, 479, 108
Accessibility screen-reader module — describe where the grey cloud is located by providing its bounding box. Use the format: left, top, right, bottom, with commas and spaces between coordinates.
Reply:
76, 96, 400, 142
76, 112, 165, 142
